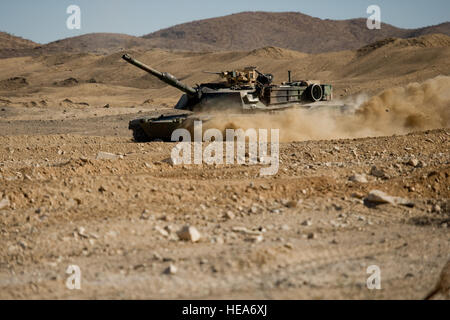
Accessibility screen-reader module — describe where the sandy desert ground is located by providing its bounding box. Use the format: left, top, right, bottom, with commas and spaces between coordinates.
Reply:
0, 34, 449, 299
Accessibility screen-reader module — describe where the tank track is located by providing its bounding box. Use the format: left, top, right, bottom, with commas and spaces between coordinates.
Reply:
131, 126, 151, 142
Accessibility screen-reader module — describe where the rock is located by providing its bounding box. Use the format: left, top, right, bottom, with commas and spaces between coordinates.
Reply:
351, 192, 365, 199
164, 225, 178, 234
162, 157, 177, 166
286, 200, 298, 208
365, 190, 414, 207
407, 158, 419, 167
90, 232, 99, 239
232, 226, 261, 236
164, 264, 177, 275
58, 77, 79, 86
160, 215, 173, 222
0, 197, 10, 210
18, 241, 27, 249
257, 226, 267, 233
77, 227, 89, 238
349, 174, 368, 183
432, 204, 442, 213
370, 166, 387, 178
133, 264, 146, 271
96, 151, 119, 160
152, 252, 163, 261
366, 190, 396, 205
246, 234, 263, 243
281, 199, 298, 208
307, 232, 316, 239
224, 211, 235, 220
103, 104, 110, 108
212, 236, 224, 244
177, 225, 201, 242
155, 226, 169, 237
140, 210, 150, 220
301, 219, 312, 226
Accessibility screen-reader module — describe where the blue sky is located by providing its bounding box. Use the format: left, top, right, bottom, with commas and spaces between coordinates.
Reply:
0, 0, 449, 44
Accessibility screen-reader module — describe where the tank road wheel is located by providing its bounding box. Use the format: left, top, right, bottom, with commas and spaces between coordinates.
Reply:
132, 126, 151, 142
308, 84, 323, 102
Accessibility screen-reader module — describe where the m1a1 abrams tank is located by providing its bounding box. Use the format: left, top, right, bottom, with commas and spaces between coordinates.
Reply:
123, 54, 334, 142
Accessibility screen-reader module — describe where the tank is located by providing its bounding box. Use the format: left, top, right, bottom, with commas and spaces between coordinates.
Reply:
123, 54, 335, 142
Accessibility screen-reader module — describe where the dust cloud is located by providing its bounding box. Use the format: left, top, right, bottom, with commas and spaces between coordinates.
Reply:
205, 76, 450, 142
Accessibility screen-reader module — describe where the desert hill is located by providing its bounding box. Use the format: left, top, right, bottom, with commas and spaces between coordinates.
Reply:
42, 33, 154, 55
143, 11, 450, 53
357, 33, 450, 56
0, 32, 39, 58
42, 33, 221, 54
0, 31, 37, 49
0, 33, 157, 58
1, 11, 449, 59
0, 32, 219, 59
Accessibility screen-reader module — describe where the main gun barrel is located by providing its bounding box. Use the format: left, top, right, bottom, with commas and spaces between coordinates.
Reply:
122, 54, 197, 96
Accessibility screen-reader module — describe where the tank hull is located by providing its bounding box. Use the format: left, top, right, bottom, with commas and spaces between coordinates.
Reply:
129, 101, 345, 142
